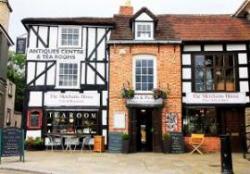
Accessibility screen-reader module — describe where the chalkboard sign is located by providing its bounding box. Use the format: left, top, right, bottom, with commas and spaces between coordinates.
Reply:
170, 132, 184, 153
16, 38, 26, 54
108, 132, 122, 153
0, 128, 25, 163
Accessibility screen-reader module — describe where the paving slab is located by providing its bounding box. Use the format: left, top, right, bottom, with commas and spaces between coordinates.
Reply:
0, 151, 249, 174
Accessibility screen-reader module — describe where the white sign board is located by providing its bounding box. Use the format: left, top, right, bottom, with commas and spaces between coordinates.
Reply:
126, 94, 163, 107
44, 92, 100, 107
114, 112, 126, 129
184, 92, 249, 104
27, 48, 85, 61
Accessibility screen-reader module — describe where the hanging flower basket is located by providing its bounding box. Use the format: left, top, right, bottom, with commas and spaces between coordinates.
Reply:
121, 88, 135, 99
153, 88, 167, 99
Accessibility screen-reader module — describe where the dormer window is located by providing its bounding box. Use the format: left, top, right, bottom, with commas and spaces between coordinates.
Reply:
131, 8, 157, 41
135, 22, 154, 40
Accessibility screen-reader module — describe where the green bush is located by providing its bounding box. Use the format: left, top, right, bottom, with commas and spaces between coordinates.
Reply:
121, 88, 135, 99
25, 137, 44, 150
122, 133, 130, 140
162, 133, 170, 141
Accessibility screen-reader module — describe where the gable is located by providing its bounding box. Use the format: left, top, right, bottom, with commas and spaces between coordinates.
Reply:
135, 12, 154, 21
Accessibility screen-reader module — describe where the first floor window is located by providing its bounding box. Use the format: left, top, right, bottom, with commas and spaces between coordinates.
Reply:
194, 53, 236, 92
59, 27, 81, 47
183, 107, 218, 136
58, 63, 78, 88
135, 57, 155, 91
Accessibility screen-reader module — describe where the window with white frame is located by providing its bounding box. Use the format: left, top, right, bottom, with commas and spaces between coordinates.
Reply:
135, 22, 154, 40
58, 63, 79, 88
59, 27, 81, 47
134, 56, 155, 91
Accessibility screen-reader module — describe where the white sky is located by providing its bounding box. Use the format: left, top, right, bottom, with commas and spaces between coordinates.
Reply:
8, 0, 245, 45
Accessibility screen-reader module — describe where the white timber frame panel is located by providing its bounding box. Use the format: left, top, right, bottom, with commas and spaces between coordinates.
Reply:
24, 23, 112, 143
182, 43, 250, 105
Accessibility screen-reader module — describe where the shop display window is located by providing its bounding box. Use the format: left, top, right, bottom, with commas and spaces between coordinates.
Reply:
46, 111, 98, 135
183, 107, 218, 136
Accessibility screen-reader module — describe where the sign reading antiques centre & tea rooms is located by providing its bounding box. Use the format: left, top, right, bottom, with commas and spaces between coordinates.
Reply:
27, 48, 85, 61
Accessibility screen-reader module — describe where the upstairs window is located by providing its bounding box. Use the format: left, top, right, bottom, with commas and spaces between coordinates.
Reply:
59, 26, 81, 47
135, 22, 154, 40
194, 53, 237, 92
134, 55, 156, 91
57, 63, 79, 88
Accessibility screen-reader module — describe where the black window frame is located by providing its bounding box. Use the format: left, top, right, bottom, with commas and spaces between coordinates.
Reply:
192, 53, 239, 92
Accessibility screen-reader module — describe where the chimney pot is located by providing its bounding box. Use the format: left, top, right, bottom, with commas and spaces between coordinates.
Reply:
119, 0, 133, 16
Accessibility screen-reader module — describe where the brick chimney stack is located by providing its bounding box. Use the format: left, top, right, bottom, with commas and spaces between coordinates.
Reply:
119, 0, 133, 16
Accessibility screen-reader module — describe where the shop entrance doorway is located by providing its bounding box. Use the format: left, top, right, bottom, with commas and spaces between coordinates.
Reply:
220, 108, 245, 152
129, 108, 162, 152
136, 109, 153, 152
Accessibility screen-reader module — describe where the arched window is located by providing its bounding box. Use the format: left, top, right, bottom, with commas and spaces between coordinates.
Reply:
27, 109, 42, 129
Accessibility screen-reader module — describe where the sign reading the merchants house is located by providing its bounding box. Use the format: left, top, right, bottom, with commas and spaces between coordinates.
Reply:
44, 92, 100, 107
0, 128, 24, 163
27, 48, 85, 61
184, 93, 249, 104
16, 38, 27, 54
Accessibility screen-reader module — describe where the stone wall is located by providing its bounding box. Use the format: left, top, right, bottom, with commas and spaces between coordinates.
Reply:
0, 1, 10, 31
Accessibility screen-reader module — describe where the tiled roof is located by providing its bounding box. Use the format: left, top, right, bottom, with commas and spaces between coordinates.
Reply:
111, 14, 250, 42
22, 17, 115, 26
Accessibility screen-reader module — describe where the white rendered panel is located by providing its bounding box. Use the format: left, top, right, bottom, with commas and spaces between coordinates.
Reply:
49, 27, 58, 48
102, 91, 108, 106
204, 45, 223, 51
239, 67, 248, 79
81, 63, 86, 84
182, 54, 191, 65
238, 53, 248, 64
26, 130, 41, 139
97, 29, 105, 60
182, 68, 191, 79
182, 82, 192, 93
227, 44, 246, 51
88, 28, 96, 60
135, 12, 154, 21
102, 110, 107, 125
38, 26, 48, 48
29, 26, 37, 49
183, 45, 201, 52
87, 63, 95, 84
36, 62, 46, 85
102, 129, 107, 144
240, 81, 249, 92
46, 63, 56, 85
97, 63, 105, 84
29, 91, 43, 107
27, 62, 35, 84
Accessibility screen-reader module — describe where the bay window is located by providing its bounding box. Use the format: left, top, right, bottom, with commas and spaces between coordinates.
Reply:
194, 54, 237, 92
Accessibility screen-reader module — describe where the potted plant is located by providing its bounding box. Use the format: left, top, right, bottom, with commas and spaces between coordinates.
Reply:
25, 137, 45, 151
153, 88, 167, 99
122, 133, 130, 153
162, 133, 171, 153
121, 87, 135, 99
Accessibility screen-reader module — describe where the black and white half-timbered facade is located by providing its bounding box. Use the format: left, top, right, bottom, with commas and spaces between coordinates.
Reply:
22, 18, 114, 145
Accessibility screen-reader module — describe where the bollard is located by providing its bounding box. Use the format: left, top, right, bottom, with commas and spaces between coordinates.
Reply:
220, 135, 234, 174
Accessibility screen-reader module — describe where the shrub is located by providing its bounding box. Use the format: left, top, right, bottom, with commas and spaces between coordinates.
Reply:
122, 133, 130, 140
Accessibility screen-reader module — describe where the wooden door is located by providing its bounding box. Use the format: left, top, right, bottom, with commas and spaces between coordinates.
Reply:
152, 109, 162, 152
224, 108, 244, 152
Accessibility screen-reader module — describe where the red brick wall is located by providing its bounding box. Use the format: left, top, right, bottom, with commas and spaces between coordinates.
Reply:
109, 44, 182, 134
184, 137, 220, 153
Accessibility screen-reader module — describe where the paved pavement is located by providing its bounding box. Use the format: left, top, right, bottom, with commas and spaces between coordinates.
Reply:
0, 151, 249, 174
